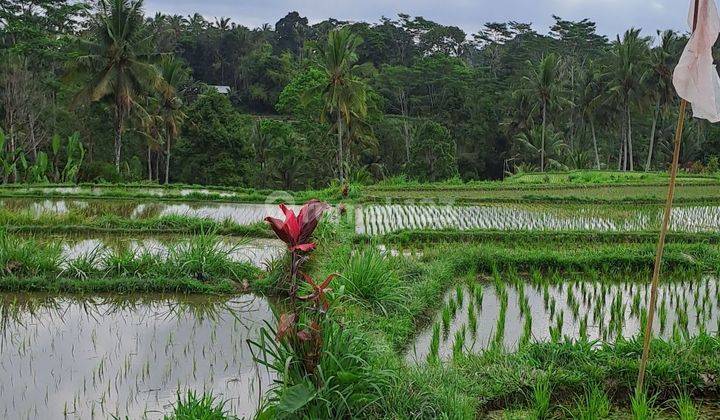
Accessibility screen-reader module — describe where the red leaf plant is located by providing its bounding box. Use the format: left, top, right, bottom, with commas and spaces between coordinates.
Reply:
265, 200, 329, 300
265, 200, 329, 252
298, 272, 336, 313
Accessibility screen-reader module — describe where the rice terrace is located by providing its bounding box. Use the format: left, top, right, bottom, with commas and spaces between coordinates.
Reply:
3, 0, 720, 419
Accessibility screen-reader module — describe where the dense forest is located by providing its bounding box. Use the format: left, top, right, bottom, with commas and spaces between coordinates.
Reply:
1, 0, 718, 189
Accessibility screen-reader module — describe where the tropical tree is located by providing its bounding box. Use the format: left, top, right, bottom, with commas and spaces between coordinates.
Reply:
515, 124, 567, 171
645, 30, 679, 171
72, 0, 163, 172
606, 28, 650, 171
308, 28, 370, 184
577, 62, 605, 169
158, 57, 188, 184
519, 52, 562, 172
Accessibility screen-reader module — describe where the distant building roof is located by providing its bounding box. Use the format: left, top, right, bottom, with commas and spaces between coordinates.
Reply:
211, 85, 231, 94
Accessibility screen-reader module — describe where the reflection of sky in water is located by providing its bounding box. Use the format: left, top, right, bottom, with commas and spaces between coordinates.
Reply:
58, 237, 285, 269
407, 276, 720, 363
0, 198, 302, 225
131, 203, 301, 224
0, 294, 275, 419
27, 186, 238, 198
358, 204, 720, 235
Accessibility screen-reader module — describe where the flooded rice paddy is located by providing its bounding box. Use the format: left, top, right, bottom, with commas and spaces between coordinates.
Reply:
407, 276, 720, 363
358, 204, 720, 235
3, 186, 240, 198
52, 235, 284, 269
1, 198, 301, 225
0, 293, 275, 419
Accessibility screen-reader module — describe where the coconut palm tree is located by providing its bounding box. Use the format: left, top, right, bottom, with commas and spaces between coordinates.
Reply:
645, 30, 680, 171
157, 57, 188, 184
520, 53, 562, 172
606, 28, 650, 171
577, 62, 605, 169
515, 124, 567, 171
72, 0, 164, 172
309, 28, 370, 184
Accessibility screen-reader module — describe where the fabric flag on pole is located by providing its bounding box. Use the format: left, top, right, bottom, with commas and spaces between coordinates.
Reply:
673, 0, 720, 122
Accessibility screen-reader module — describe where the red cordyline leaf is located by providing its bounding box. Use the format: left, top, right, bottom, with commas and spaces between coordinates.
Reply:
298, 272, 336, 312
276, 312, 297, 342
265, 200, 329, 251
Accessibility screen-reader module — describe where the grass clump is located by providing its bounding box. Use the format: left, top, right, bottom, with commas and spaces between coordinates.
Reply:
335, 247, 406, 314
163, 391, 233, 420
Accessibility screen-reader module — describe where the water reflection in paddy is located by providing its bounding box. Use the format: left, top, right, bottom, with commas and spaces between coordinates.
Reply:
359, 204, 720, 235
1, 198, 301, 225
6, 186, 240, 198
0, 293, 275, 419
407, 276, 720, 363
54, 236, 285, 269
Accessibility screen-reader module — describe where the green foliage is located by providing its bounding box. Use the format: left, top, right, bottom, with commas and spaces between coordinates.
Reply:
173, 91, 254, 185
163, 392, 233, 420
407, 120, 458, 182
335, 247, 406, 314
276, 67, 326, 118
251, 321, 393, 419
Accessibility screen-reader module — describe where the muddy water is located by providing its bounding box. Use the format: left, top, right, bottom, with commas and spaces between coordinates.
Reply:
52, 236, 285, 269
358, 204, 720, 235
1, 198, 301, 225
407, 276, 720, 363
0, 293, 275, 419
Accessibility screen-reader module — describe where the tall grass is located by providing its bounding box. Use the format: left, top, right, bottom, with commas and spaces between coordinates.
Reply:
335, 247, 406, 314
573, 385, 611, 419
630, 389, 655, 420
531, 375, 552, 420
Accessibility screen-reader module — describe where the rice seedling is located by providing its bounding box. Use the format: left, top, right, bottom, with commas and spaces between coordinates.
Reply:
474, 285, 484, 307
442, 303, 452, 334
452, 325, 466, 361
468, 299, 477, 335
456, 285, 464, 308
427, 323, 440, 364
163, 391, 232, 420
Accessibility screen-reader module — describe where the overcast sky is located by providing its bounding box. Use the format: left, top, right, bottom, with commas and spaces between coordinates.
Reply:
143, 0, 695, 39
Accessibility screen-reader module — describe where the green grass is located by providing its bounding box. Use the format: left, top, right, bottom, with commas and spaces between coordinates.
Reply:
3, 177, 720, 417
163, 391, 234, 420
0, 233, 260, 293
0, 208, 273, 237
366, 228, 720, 245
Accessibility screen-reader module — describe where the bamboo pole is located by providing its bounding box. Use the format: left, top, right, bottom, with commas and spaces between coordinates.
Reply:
635, 0, 700, 393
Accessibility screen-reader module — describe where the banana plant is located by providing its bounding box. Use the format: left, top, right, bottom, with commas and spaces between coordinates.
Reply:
61, 133, 85, 183
0, 129, 23, 184
26, 152, 50, 183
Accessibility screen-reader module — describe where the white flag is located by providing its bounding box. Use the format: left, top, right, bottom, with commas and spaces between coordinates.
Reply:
673, 0, 720, 122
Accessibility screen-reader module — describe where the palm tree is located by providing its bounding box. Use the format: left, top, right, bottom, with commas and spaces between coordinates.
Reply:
72, 0, 163, 172
607, 28, 650, 171
577, 63, 605, 169
515, 124, 567, 171
520, 53, 562, 172
645, 30, 679, 171
157, 57, 188, 184
309, 28, 369, 184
